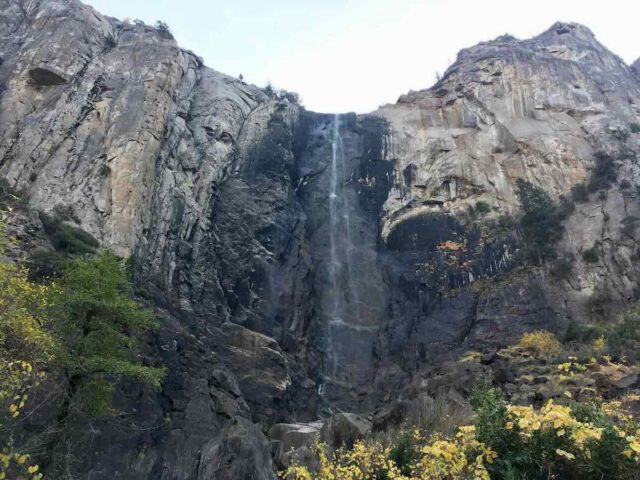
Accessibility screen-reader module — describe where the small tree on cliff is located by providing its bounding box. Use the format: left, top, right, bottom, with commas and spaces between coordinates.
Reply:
515, 179, 563, 264
53, 252, 164, 415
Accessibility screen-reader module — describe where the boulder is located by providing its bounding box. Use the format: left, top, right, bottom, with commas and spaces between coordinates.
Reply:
269, 421, 323, 469
320, 413, 372, 448
197, 417, 276, 480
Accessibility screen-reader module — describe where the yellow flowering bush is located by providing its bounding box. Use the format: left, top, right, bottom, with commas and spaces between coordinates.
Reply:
283, 439, 410, 480
283, 385, 640, 480
472, 384, 640, 479
282, 425, 496, 480
517, 330, 562, 357
412, 426, 496, 480
0, 218, 53, 480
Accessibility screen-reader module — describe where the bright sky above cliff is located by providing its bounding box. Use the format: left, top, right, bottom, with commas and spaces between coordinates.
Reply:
84, 0, 640, 113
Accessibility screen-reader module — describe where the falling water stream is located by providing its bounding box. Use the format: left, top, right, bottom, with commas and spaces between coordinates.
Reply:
319, 113, 374, 401
313, 111, 391, 412
325, 113, 346, 381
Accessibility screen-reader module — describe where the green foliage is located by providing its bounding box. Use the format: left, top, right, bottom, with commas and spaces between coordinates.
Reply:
565, 305, 640, 360
495, 214, 517, 233
286, 381, 640, 480
550, 257, 574, 280
469, 382, 514, 453
469, 383, 640, 480
0, 218, 52, 480
388, 431, 417, 476
0, 215, 166, 480
75, 379, 115, 417
630, 123, 640, 134
53, 252, 164, 414
39, 211, 99, 255
50, 223, 99, 254
582, 244, 601, 263
571, 182, 589, 203
124, 254, 138, 282
515, 179, 563, 264
474, 201, 492, 215
605, 306, 640, 357
154, 20, 173, 39
264, 83, 276, 97
0, 179, 24, 206
564, 321, 607, 344
26, 247, 67, 281
587, 152, 617, 192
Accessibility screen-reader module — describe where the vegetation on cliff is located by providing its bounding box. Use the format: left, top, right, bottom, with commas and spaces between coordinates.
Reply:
282, 386, 640, 479
282, 322, 640, 480
0, 217, 163, 479
515, 179, 563, 264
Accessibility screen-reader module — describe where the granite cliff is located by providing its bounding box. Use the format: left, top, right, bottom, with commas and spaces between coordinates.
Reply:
1, 1, 640, 478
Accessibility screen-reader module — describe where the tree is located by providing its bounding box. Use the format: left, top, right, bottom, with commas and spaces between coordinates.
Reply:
515, 179, 563, 264
154, 20, 173, 39
53, 252, 164, 415
0, 218, 51, 480
587, 151, 617, 192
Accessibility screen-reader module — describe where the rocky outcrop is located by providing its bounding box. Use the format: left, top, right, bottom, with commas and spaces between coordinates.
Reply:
632, 58, 640, 80
2, 2, 640, 478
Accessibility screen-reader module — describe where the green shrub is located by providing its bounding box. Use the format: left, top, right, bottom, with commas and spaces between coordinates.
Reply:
583, 244, 601, 263
50, 222, 99, 254
388, 431, 417, 476
284, 382, 640, 480
571, 182, 589, 203
469, 381, 516, 454
469, 383, 640, 480
558, 194, 576, 219
475, 201, 492, 215
39, 211, 99, 255
0, 178, 24, 205
550, 257, 574, 280
516, 179, 563, 264
605, 306, 640, 357
588, 152, 617, 192
155, 20, 173, 39
496, 214, 517, 233
619, 179, 632, 190
564, 321, 607, 344
52, 252, 165, 415
26, 247, 67, 280
630, 123, 640, 134
565, 305, 640, 360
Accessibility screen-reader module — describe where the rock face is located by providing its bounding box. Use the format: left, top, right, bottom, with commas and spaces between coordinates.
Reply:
632, 58, 640, 80
2, 2, 640, 478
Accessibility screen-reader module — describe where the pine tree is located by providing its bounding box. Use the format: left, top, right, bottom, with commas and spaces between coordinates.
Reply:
515, 179, 563, 264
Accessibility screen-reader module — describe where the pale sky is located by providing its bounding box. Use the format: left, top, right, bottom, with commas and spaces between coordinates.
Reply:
83, 0, 640, 113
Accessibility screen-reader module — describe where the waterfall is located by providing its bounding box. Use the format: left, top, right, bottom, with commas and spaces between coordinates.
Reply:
323, 113, 366, 378
317, 113, 385, 408
326, 113, 345, 378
